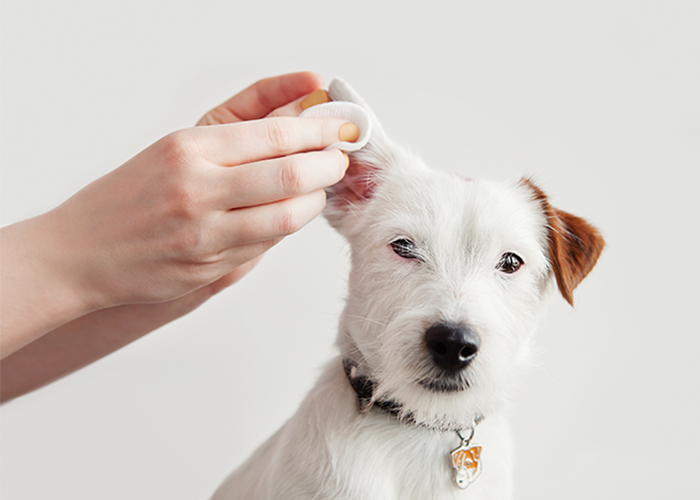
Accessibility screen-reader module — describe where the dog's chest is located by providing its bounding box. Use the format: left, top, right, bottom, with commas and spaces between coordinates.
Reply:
287, 361, 515, 500
211, 362, 513, 500
326, 411, 511, 500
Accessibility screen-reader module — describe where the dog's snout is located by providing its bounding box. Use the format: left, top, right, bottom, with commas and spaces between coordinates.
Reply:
425, 323, 480, 373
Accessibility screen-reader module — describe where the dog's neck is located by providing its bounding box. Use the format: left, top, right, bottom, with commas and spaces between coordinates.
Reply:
342, 358, 485, 431
342, 358, 403, 416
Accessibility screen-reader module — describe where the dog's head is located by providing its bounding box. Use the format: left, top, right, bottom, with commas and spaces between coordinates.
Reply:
325, 80, 604, 431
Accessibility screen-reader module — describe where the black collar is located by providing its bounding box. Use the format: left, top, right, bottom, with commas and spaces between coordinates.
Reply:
342, 358, 486, 429
342, 358, 404, 417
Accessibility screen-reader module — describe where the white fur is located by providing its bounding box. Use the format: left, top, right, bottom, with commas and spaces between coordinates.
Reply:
212, 81, 567, 500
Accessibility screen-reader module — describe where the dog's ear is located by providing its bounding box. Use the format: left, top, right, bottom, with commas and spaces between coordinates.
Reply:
521, 178, 605, 306
324, 79, 408, 232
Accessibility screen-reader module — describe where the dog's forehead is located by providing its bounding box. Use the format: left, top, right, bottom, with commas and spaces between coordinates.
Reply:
372, 168, 546, 250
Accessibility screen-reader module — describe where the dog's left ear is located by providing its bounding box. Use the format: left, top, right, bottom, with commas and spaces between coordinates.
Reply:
324, 79, 413, 233
521, 179, 605, 306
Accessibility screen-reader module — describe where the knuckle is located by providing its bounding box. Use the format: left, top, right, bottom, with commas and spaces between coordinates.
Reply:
161, 130, 201, 166
171, 224, 213, 260
176, 229, 201, 255
279, 156, 305, 194
275, 205, 301, 237
165, 179, 199, 221
264, 119, 293, 153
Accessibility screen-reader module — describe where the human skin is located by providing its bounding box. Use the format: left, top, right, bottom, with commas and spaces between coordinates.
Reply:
0, 72, 353, 401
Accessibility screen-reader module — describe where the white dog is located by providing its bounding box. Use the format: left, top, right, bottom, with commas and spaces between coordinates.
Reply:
211, 80, 604, 500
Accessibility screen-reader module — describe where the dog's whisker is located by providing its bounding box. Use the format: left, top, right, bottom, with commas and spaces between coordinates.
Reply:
528, 364, 564, 389
344, 314, 390, 328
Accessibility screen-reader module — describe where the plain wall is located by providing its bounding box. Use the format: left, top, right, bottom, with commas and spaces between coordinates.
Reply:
2, 0, 698, 498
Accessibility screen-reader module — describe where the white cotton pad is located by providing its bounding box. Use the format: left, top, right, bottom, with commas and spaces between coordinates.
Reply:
299, 101, 373, 152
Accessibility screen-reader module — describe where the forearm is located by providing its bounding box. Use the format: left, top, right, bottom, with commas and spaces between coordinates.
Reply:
0, 290, 204, 402
0, 258, 258, 402
0, 213, 93, 358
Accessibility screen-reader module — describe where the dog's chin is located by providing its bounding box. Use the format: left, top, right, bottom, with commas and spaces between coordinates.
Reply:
374, 378, 488, 432
417, 376, 470, 393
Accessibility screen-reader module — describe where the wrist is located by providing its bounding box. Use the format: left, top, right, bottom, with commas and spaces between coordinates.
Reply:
0, 212, 97, 358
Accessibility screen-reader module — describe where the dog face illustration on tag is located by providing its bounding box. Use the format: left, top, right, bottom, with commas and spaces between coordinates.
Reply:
451, 443, 482, 489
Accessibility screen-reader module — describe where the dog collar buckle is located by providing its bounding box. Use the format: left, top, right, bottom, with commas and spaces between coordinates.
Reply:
451, 428, 483, 489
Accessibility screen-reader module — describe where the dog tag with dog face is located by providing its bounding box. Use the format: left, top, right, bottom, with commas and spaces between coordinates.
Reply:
451, 430, 482, 489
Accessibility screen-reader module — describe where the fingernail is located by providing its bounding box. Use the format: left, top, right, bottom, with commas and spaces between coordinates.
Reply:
300, 89, 329, 110
339, 122, 360, 143
341, 151, 350, 171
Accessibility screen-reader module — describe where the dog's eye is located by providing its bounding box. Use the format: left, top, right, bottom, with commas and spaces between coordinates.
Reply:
497, 252, 523, 274
390, 238, 419, 260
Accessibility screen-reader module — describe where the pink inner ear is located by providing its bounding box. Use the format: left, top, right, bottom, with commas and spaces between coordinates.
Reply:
333, 160, 377, 204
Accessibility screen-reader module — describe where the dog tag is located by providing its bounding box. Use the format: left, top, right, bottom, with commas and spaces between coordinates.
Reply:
451, 429, 482, 489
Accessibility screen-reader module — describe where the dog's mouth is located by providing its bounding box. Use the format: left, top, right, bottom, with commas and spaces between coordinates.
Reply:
417, 375, 470, 393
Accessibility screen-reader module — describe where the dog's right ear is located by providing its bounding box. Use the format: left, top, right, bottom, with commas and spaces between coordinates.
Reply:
324, 79, 408, 233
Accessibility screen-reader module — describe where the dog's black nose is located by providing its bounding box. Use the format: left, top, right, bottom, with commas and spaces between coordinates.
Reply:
425, 323, 480, 373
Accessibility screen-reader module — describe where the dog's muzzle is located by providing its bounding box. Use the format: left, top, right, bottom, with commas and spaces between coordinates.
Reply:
425, 322, 480, 374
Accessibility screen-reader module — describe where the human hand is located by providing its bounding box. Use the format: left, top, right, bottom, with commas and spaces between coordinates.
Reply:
196, 71, 330, 125
0, 72, 354, 358
47, 75, 353, 311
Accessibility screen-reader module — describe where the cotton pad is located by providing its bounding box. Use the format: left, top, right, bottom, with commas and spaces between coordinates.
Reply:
300, 101, 372, 152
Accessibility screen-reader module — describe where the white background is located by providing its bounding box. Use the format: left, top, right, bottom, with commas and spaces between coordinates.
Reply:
1, 0, 698, 498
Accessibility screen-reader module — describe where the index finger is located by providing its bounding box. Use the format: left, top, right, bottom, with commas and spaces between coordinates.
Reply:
197, 72, 325, 125
198, 116, 359, 166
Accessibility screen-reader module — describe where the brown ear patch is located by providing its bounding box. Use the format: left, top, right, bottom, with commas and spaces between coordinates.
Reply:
521, 178, 605, 306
